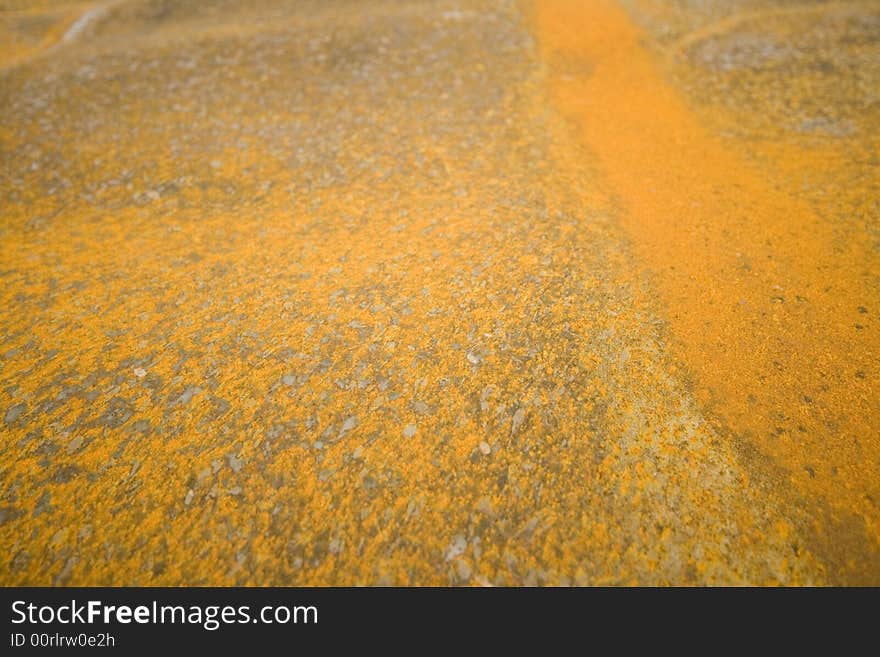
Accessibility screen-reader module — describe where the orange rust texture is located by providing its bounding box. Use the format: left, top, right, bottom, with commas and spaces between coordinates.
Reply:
0, 0, 875, 586
534, 0, 879, 580
0, 3, 88, 68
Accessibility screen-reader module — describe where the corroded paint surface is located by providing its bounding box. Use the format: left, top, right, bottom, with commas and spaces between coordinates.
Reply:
535, 0, 879, 583
0, 0, 876, 585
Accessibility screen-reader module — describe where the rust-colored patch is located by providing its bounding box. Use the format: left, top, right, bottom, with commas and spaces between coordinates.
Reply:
3, 0, 868, 585
533, 0, 879, 581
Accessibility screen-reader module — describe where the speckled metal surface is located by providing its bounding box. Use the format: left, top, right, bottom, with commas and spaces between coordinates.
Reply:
1, 0, 877, 585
